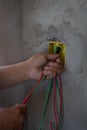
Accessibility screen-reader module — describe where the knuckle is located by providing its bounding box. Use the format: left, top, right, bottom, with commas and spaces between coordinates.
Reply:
49, 62, 58, 67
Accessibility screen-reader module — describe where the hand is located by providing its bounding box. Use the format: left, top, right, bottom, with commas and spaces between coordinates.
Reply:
25, 53, 64, 80
0, 104, 27, 130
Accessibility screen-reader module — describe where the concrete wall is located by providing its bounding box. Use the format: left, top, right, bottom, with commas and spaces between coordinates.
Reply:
0, 0, 87, 130
22, 0, 87, 130
0, 0, 25, 107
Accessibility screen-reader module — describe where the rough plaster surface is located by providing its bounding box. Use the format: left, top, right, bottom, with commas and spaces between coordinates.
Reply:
0, 0, 87, 130
22, 0, 87, 130
0, 0, 25, 107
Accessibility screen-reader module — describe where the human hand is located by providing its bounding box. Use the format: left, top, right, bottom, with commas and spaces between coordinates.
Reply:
25, 53, 64, 80
0, 104, 27, 130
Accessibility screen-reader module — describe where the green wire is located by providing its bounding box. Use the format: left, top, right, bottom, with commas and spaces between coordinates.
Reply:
39, 79, 53, 130
32, 74, 62, 130
56, 76, 63, 129
33, 75, 46, 94
56, 76, 60, 96
55, 77, 60, 129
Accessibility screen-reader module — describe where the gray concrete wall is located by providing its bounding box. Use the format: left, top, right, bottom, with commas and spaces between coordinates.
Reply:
0, 0, 87, 130
0, 0, 25, 107
22, 0, 87, 130
0, 0, 23, 65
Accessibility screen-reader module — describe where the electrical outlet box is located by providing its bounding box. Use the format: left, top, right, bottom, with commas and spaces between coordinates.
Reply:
48, 40, 66, 67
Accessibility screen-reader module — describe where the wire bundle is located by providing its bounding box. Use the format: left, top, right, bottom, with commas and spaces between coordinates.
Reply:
22, 73, 63, 130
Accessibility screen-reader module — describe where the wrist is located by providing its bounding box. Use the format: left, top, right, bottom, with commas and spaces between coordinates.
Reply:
23, 60, 33, 80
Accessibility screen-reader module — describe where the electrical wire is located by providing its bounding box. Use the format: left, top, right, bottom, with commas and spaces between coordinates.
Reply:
22, 73, 44, 104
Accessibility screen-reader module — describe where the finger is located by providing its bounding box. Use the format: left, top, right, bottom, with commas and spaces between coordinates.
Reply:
48, 62, 58, 67
17, 104, 27, 113
43, 70, 56, 78
20, 107, 27, 114
15, 103, 20, 107
13, 103, 20, 109
15, 104, 26, 109
46, 75, 55, 79
44, 66, 64, 75
56, 58, 62, 63
44, 66, 63, 73
48, 62, 63, 68
45, 62, 64, 69
46, 54, 59, 60
44, 66, 58, 73
56, 57, 65, 66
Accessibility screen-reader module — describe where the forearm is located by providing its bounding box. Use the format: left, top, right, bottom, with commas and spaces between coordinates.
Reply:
0, 53, 63, 90
0, 61, 30, 90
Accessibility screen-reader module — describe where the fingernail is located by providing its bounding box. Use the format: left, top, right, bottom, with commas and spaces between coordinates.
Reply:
56, 58, 61, 63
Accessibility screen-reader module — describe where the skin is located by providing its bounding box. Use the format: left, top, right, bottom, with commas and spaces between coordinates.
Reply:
0, 53, 63, 89
0, 104, 27, 130
0, 53, 64, 130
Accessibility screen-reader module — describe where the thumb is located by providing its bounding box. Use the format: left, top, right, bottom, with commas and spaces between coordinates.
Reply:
17, 104, 27, 113
16, 104, 26, 108
46, 54, 59, 60
15, 103, 20, 106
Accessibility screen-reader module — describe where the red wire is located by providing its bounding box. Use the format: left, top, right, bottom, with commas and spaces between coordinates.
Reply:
50, 122, 53, 130
22, 70, 63, 130
22, 73, 44, 104
58, 74, 63, 109
53, 74, 63, 130
53, 76, 59, 129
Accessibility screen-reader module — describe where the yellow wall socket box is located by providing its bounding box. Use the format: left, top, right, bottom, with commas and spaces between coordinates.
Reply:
48, 40, 66, 67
